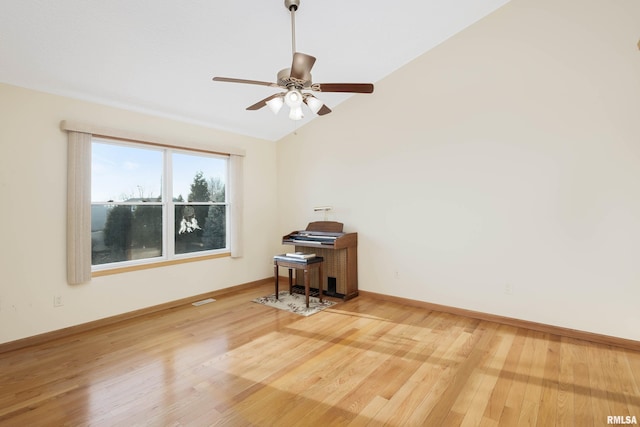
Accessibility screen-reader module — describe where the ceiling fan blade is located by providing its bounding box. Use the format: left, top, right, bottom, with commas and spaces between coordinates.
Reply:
317, 104, 332, 116
212, 77, 279, 88
246, 93, 282, 111
290, 52, 316, 81
314, 83, 374, 93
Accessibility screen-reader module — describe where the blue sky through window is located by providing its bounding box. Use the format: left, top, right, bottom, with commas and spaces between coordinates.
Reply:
92, 140, 226, 203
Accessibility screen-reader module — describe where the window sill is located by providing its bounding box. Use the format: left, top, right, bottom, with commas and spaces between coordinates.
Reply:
92, 252, 231, 278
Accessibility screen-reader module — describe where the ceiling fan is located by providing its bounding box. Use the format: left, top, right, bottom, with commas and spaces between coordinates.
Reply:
212, 0, 374, 121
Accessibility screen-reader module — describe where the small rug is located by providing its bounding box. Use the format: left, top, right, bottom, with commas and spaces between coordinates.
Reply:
252, 291, 336, 316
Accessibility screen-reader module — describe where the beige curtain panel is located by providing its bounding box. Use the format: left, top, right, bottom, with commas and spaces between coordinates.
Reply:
229, 154, 244, 258
66, 131, 93, 285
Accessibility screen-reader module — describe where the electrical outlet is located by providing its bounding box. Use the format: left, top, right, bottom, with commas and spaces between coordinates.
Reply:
54, 295, 64, 307
504, 283, 513, 295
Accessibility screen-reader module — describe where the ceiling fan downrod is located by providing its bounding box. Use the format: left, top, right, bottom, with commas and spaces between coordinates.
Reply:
285, 0, 300, 57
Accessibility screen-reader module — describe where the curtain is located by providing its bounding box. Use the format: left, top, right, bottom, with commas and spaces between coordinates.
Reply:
229, 154, 244, 258
67, 131, 92, 284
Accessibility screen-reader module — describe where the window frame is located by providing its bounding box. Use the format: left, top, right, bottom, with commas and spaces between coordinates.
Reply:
90, 137, 231, 274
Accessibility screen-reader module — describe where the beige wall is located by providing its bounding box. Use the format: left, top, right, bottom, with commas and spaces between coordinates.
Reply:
0, 83, 280, 344
277, 0, 640, 340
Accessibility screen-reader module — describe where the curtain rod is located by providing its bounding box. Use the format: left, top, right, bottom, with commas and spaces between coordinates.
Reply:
60, 120, 246, 157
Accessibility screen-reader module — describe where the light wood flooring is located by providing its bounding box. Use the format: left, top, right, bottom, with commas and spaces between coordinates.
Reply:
0, 282, 639, 426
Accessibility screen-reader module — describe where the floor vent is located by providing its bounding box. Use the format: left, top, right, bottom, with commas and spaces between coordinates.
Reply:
192, 298, 216, 306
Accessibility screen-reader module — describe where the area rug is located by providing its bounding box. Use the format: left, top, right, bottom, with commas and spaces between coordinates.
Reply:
252, 291, 336, 316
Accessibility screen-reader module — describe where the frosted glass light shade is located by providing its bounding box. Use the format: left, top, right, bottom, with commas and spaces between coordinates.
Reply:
266, 96, 284, 114
305, 96, 323, 114
289, 106, 304, 120
284, 89, 303, 108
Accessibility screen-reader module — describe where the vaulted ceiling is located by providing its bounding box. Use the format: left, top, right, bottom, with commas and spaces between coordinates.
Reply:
1, 0, 510, 141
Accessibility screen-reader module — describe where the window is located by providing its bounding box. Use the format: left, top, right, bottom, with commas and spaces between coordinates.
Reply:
91, 138, 229, 270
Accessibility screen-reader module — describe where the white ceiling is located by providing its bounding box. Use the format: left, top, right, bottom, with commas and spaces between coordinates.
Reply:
1, 0, 510, 141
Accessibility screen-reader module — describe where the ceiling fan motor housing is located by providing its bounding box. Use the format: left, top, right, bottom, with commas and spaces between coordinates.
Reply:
277, 68, 311, 89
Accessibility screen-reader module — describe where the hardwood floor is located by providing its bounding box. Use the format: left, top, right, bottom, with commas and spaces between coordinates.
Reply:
0, 282, 639, 426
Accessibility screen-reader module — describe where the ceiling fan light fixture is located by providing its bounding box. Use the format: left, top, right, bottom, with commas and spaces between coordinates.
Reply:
305, 96, 324, 114
289, 106, 304, 120
284, 89, 303, 108
266, 96, 284, 114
